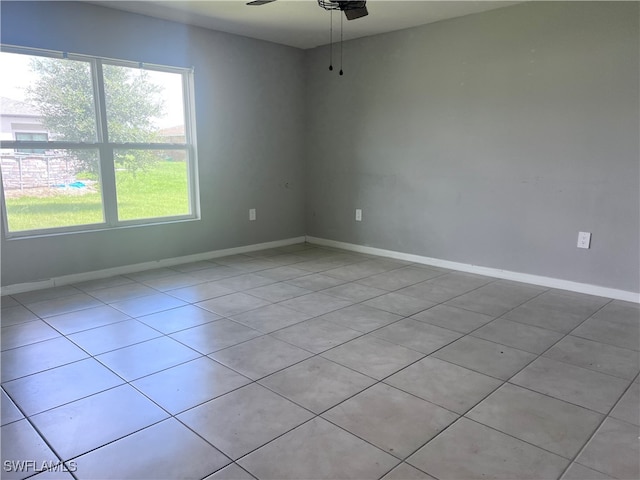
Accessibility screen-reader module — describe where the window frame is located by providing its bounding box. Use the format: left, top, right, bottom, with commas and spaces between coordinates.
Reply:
0, 45, 200, 239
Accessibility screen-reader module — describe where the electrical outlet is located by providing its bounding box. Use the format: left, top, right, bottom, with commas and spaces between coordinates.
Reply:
355, 209, 362, 222
249, 208, 256, 221
577, 231, 591, 249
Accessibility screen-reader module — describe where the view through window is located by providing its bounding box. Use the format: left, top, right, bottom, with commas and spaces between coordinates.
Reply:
0, 47, 197, 235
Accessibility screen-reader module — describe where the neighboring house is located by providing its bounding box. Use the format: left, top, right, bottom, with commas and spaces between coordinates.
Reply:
158, 124, 185, 144
0, 96, 48, 146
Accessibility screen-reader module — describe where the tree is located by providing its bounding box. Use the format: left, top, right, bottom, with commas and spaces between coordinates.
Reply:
27, 58, 165, 174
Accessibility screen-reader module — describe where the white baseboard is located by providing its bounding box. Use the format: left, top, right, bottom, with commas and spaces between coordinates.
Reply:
306, 236, 640, 303
1, 236, 306, 296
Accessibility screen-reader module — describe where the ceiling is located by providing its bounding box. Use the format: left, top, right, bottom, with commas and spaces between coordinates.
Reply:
91, 1, 521, 49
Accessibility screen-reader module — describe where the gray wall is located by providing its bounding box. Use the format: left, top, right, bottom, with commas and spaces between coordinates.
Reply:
1, 1, 307, 286
305, 2, 639, 292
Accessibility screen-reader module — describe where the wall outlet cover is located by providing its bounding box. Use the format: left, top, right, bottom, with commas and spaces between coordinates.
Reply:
577, 231, 591, 249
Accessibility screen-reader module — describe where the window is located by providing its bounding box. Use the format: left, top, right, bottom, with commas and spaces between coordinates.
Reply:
15, 132, 48, 154
0, 46, 198, 236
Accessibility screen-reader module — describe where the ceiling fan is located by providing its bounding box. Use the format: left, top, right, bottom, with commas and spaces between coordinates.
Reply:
246, 0, 369, 21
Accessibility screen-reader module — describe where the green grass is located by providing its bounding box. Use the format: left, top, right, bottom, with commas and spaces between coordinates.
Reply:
5, 161, 189, 232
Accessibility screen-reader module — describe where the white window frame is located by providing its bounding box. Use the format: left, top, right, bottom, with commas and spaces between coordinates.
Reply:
0, 45, 200, 239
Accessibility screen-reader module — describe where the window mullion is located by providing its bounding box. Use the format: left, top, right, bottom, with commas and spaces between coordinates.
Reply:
93, 59, 118, 227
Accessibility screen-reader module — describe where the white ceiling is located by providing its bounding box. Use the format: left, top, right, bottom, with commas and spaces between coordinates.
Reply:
91, 1, 521, 49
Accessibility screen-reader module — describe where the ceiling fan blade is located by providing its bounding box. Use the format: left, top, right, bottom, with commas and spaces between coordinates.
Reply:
246, 0, 277, 5
344, 5, 368, 20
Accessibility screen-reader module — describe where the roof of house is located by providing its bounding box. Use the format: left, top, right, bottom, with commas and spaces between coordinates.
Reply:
0, 97, 42, 117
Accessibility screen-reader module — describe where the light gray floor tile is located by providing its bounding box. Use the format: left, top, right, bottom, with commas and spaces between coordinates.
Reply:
109, 293, 186, 318
397, 272, 492, 303
610, 381, 639, 426
1, 320, 61, 351
323, 261, 401, 282
245, 282, 312, 303
213, 274, 277, 292
136, 304, 221, 334
358, 266, 445, 291
284, 273, 348, 291
503, 290, 610, 333
510, 357, 630, 414
30, 385, 168, 460
205, 463, 256, 480
411, 304, 494, 334
178, 383, 313, 460
13, 286, 82, 305
544, 335, 640, 380
43, 305, 131, 335
381, 463, 436, 480
279, 293, 354, 317
232, 259, 279, 273
561, 463, 614, 480
445, 281, 545, 317
467, 383, 603, 458
385, 357, 502, 414
238, 417, 399, 480
23, 293, 103, 318
319, 304, 403, 333
229, 304, 311, 333
167, 281, 237, 303
132, 356, 250, 414
271, 318, 362, 354
575, 417, 640, 480
371, 318, 462, 354
321, 282, 388, 302
1, 336, 88, 382
125, 267, 181, 281
1, 419, 59, 480
256, 266, 309, 281
188, 266, 244, 282
471, 318, 564, 354
406, 418, 568, 480
67, 319, 161, 355
170, 260, 217, 273
324, 383, 458, 458
73, 275, 134, 292
72, 418, 230, 480
196, 293, 271, 317
87, 283, 157, 304
363, 292, 435, 317
1, 305, 38, 327
322, 335, 424, 380
96, 336, 200, 381
1, 296, 20, 309
30, 466, 76, 479
210, 335, 312, 380
433, 335, 536, 380
170, 319, 261, 354
141, 273, 204, 292
1, 389, 23, 426
3, 358, 123, 416
572, 316, 640, 351
590, 300, 640, 327
259, 356, 375, 414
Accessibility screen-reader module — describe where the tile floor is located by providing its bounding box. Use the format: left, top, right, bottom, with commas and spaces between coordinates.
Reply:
1, 243, 639, 480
